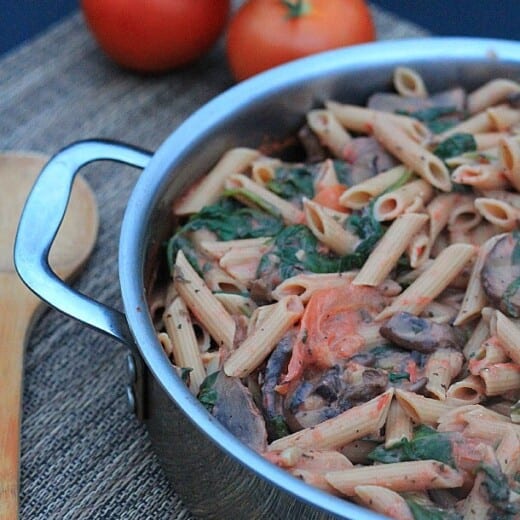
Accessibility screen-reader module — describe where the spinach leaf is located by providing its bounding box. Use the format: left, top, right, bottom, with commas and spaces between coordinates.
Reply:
346, 206, 385, 260
479, 463, 520, 518
266, 414, 290, 441
332, 160, 354, 186
166, 198, 284, 274
434, 133, 477, 160
183, 197, 283, 240
166, 231, 202, 275
368, 425, 455, 467
511, 400, 520, 423
180, 367, 193, 385
406, 500, 462, 520
198, 371, 220, 412
396, 106, 460, 135
266, 165, 315, 200
388, 371, 410, 383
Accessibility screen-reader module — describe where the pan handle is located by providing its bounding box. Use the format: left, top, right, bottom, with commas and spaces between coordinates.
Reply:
14, 139, 151, 346
15, 139, 153, 419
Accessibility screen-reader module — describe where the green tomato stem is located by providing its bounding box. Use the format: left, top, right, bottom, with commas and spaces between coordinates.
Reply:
281, 0, 311, 18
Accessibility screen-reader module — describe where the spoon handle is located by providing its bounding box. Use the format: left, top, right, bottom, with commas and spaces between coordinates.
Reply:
0, 275, 40, 520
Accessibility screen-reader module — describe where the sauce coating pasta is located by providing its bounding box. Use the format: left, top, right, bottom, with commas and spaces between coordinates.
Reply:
155, 69, 520, 519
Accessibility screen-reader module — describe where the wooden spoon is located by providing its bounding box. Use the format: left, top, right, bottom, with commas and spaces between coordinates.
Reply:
0, 152, 98, 519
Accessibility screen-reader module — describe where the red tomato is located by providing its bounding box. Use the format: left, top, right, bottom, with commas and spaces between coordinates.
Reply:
81, 0, 231, 73
226, 0, 376, 82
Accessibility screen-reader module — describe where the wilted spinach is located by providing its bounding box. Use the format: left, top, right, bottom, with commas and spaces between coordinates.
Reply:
406, 499, 462, 520
434, 133, 477, 160
166, 197, 284, 273
368, 425, 455, 467
266, 165, 315, 201
397, 105, 460, 134
198, 371, 220, 413
478, 463, 520, 518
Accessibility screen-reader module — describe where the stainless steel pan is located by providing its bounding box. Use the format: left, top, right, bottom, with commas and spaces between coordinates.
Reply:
15, 38, 520, 519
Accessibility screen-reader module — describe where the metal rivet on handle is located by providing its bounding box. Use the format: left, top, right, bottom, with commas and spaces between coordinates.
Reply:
126, 385, 136, 415
126, 353, 137, 384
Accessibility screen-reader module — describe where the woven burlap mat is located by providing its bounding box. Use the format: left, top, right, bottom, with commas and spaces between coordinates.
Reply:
0, 4, 427, 519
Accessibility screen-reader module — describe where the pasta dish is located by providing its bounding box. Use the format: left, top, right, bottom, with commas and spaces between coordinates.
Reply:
154, 68, 520, 519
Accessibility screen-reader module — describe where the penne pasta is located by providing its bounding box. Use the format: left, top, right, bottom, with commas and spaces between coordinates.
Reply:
303, 198, 358, 255
376, 243, 476, 320
372, 179, 433, 221
174, 147, 260, 215
326, 460, 463, 495
306, 109, 352, 158
224, 296, 303, 378
173, 250, 236, 350
372, 116, 451, 191
467, 78, 520, 114
354, 212, 428, 286
393, 67, 428, 98
163, 296, 207, 394
339, 165, 410, 209
268, 390, 393, 452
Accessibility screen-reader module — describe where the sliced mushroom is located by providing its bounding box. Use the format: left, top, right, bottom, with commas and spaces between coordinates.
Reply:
380, 312, 465, 354
261, 330, 295, 438
283, 364, 388, 431
212, 372, 267, 452
298, 124, 328, 163
343, 137, 398, 184
481, 232, 520, 318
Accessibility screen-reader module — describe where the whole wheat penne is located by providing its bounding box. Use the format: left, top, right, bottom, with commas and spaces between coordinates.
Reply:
373, 116, 451, 191
496, 426, 520, 476
376, 243, 476, 320
163, 296, 207, 394
224, 296, 303, 378
395, 389, 458, 426
384, 399, 413, 448
325, 101, 429, 143
480, 363, 520, 396
451, 162, 509, 190
468, 336, 508, 376
439, 111, 493, 140
306, 109, 352, 158
499, 136, 520, 190
251, 157, 282, 185
372, 179, 433, 221
447, 194, 481, 232
214, 293, 257, 317
475, 197, 520, 230
271, 272, 358, 302
303, 198, 358, 255
326, 460, 463, 496
268, 390, 393, 452
463, 317, 490, 360
393, 66, 428, 98
354, 485, 414, 520
225, 173, 304, 224
487, 104, 520, 131
354, 213, 428, 286
199, 237, 271, 259
454, 234, 505, 325
446, 375, 486, 406
474, 131, 512, 150
467, 79, 520, 114
203, 264, 249, 293
425, 348, 464, 400
174, 147, 260, 215
174, 250, 236, 350
339, 165, 410, 209
495, 311, 520, 365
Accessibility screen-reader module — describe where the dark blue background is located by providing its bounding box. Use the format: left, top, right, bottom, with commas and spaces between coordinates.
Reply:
0, 0, 518, 56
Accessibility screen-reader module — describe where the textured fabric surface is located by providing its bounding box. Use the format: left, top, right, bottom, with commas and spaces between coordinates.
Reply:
0, 5, 427, 519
